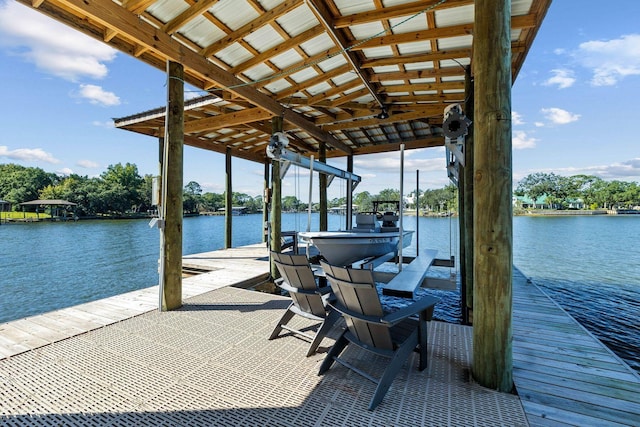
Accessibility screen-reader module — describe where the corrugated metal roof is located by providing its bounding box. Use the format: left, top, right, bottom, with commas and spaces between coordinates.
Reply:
62, 0, 555, 163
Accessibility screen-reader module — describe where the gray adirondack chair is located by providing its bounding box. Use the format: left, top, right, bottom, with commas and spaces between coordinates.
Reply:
319, 261, 440, 410
269, 251, 340, 357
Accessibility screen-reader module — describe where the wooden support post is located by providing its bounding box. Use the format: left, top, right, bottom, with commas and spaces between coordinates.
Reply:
225, 146, 232, 249
462, 66, 475, 325
161, 60, 184, 311
262, 162, 270, 242
473, 0, 513, 391
270, 116, 283, 278
319, 142, 328, 231
346, 155, 354, 230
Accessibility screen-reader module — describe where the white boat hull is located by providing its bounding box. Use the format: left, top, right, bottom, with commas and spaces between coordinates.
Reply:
298, 230, 413, 266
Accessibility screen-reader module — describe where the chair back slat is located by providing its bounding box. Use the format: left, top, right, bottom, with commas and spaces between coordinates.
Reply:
322, 265, 393, 350
272, 251, 325, 317
273, 252, 317, 290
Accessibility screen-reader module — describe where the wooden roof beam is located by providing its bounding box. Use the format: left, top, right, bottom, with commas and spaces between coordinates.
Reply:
321, 110, 438, 132
184, 108, 273, 134
275, 64, 351, 101
163, 0, 220, 35
333, 0, 473, 29
350, 15, 536, 51
343, 135, 443, 157
379, 81, 464, 93
231, 25, 325, 74
306, 0, 385, 108
183, 135, 265, 163
368, 67, 463, 82
361, 49, 470, 69
306, 79, 363, 106
122, 0, 155, 15
314, 104, 443, 125
247, 122, 317, 154
38, 0, 353, 154
252, 46, 342, 88
200, 0, 301, 58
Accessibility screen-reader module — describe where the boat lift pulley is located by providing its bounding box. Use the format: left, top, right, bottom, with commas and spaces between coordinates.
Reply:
443, 104, 471, 186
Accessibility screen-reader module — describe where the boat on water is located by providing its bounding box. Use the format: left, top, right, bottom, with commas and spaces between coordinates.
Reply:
298, 201, 413, 266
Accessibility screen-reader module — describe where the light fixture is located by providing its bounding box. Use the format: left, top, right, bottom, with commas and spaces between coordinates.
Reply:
377, 107, 389, 120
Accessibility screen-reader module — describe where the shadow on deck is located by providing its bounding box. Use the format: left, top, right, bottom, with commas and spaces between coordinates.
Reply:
0, 286, 527, 426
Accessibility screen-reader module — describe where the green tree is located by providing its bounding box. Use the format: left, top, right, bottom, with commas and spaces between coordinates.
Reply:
232, 192, 252, 206
353, 191, 373, 212
0, 164, 57, 208
183, 181, 202, 213
100, 163, 144, 214
376, 188, 400, 203
516, 172, 571, 209
201, 192, 225, 212
282, 195, 301, 212
569, 175, 602, 208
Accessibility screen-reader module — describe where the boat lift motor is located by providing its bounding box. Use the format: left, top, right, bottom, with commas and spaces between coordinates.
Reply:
443, 103, 471, 186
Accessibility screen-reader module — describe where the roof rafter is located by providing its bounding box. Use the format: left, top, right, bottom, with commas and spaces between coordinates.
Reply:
27, 0, 353, 154
306, 0, 385, 108
333, 0, 473, 29
200, 0, 302, 58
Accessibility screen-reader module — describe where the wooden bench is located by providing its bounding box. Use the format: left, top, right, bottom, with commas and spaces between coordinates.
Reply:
381, 249, 437, 298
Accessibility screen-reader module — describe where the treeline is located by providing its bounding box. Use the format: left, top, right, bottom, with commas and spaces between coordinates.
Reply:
3, 164, 636, 217
0, 163, 260, 216
515, 172, 640, 210
0, 163, 458, 217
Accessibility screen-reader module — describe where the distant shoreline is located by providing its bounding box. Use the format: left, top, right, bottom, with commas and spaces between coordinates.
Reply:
518, 209, 640, 216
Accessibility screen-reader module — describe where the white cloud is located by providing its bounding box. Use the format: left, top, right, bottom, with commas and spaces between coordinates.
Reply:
0, 2, 117, 81
0, 145, 59, 163
543, 69, 576, 89
201, 182, 224, 193
534, 122, 545, 127
512, 131, 537, 149
77, 84, 121, 106
354, 150, 442, 175
512, 111, 525, 125
92, 120, 116, 129
576, 34, 640, 86
77, 159, 99, 168
57, 168, 74, 176
541, 107, 580, 125
535, 158, 640, 181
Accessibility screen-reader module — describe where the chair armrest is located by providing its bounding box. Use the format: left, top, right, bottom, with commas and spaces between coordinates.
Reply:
328, 301, 385, 325
381, 295, 440, 325
317, 286, 333, 296
277, 280, 323, 296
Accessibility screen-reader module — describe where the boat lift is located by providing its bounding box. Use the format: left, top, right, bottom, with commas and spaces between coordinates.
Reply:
267, 132, 361, 190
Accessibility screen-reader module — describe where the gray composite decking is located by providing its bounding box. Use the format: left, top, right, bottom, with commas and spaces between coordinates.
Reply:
0, 244, 270, 359
512, 268, 640, 426
0, 244, 638, 426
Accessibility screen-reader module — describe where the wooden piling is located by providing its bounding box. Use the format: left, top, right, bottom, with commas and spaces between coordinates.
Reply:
225, 146, 232, 249
262, 162, 269, 242
319, 141, 327, 231
461, 66, 474, 325
269, 116, 283, 278
472, 0, 513, 391
161, 60, 184, 311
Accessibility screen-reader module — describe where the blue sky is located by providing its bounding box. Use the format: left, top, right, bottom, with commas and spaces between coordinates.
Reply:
1, 0, 639, 202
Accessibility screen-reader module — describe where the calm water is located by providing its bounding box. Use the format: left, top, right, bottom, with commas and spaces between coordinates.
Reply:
1, 214, 638, 372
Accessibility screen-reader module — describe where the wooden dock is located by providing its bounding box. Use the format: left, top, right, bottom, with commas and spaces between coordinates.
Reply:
0, 247, 528, 426
1, 245, 638, 426
512, 268, 640, 426
0, 244, 270, 359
